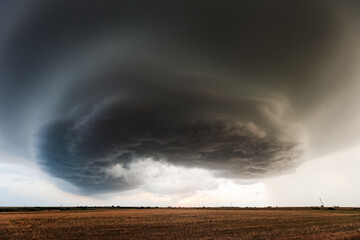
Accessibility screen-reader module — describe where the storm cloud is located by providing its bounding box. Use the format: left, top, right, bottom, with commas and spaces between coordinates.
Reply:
38, 84, 303, 193
1, 1, 360, 194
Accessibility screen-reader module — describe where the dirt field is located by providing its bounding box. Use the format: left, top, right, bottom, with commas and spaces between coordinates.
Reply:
1, 208, 360, 239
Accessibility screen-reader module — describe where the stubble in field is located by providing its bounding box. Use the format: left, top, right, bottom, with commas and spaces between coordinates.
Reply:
1, 209, 360, 239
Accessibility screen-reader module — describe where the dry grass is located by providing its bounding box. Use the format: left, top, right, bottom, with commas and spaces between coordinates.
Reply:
1, 208, 360, 239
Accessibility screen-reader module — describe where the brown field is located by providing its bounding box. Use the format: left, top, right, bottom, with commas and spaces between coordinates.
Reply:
1, 208, 360, 239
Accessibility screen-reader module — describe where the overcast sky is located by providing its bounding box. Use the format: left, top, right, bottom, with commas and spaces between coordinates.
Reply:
0, 0, 360, 207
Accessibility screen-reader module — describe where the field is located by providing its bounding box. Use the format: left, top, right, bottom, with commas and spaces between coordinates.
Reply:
1, 208, 360, 239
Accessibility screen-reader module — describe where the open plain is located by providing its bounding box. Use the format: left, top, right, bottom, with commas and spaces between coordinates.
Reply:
1, 208, 360, 240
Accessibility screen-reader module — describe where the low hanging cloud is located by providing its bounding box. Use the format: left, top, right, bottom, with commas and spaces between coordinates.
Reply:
38, 84, 304, 193
1, 1, 360, 194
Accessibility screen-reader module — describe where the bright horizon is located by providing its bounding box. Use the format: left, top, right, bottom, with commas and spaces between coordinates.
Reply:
1, 144, 359, 207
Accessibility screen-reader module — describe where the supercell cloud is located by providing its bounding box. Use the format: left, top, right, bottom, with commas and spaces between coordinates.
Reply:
0, 1, 360, 194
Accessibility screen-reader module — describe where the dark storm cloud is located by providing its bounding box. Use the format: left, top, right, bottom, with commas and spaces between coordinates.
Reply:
38, 81, 303, 193
0, 0, 359, 193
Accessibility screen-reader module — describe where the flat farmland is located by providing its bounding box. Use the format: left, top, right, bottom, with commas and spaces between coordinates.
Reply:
1, 208, 360, 239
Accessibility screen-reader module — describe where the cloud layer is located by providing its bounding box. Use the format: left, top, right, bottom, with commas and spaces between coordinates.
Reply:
0, 1, 359, 194
38, 92, 303, 193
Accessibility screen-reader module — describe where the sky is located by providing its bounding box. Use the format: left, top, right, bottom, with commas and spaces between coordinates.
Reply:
0, 0, 360, 207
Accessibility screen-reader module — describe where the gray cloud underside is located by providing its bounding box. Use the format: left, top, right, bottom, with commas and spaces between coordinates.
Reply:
0, 0, 359, 193
38, 89, 303, 193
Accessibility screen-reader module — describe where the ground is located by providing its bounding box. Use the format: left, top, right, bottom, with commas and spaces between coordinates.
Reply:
1, 208, 360, 239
